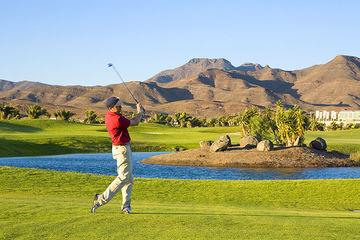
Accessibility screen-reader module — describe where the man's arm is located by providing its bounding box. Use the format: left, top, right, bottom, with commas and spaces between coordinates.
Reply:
130, 103, 145, 126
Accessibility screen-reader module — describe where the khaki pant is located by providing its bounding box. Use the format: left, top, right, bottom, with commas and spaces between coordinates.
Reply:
98, 143, 133, 210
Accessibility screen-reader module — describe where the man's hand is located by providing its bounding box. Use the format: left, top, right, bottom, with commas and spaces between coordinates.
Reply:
130, 103, 145, 126
136, 103, 145, 114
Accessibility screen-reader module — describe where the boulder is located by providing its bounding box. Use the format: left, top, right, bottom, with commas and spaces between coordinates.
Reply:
240, 136, 258, 149
257, 140, 274, 151
199, 140, 213, 149
173, 146, 185, 152
309, 137, 327, 151
210, 135, 231, 152
293, 136, 304, 146
220, 135, 232, 146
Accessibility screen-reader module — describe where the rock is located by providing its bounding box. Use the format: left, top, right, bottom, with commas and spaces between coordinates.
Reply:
173, 146, 185, 152
294, 136, 304, 146
257, 140, 274, 151
309, 137, 327, 151
210, 135, 231, 152
286, 136, 305, 147
219, 135, 232, 146
240, 136, 258, 149
199, 140, 213, 149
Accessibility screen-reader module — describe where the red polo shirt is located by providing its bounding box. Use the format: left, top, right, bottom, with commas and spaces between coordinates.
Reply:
105, 111, 131, 145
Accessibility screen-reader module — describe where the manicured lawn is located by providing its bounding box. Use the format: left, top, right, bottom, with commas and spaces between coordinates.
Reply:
1, 167, 360, 240
0, 119, 359, 157
0, 119, 240, 156
305, 129, 360, 154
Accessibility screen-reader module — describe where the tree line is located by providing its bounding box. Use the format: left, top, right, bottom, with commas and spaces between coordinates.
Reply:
146, 102, 360, 146
1, 101, 359, 137
0, 103, 104, 123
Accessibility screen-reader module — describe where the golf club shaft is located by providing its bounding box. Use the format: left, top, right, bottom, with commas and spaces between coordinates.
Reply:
109, 64, 139, 104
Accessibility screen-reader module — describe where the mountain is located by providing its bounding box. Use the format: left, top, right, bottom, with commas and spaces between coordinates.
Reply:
237, 63, 263, 71
146, 58, 236, 84
1, 55, 359, 118
293, 55, 360, 108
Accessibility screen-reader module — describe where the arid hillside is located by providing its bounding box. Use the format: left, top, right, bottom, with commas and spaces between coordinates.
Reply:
1, 55, 359, 117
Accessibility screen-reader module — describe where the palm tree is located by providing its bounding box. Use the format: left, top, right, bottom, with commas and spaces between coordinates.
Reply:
262, 107, 278, 141
171, 113, 182, 126
26, 105, 48, 119
0, 103, 21, 120
170, 112, 190, 127
54, 109, 75, 121
165, 115, 173, 125
236, 107, 259, 136
147, 113, 168, 124
84, 110, 98, 124
217, 115, 229, 127
274, 102, 308, 146
206, 118, 217, 127
308, 115, 325, 131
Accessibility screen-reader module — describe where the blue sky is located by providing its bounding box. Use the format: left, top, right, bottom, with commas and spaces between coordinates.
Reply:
0, 0, 359, 86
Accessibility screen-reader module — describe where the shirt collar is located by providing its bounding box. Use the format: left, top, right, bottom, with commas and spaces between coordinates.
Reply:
107, 110, 121, 116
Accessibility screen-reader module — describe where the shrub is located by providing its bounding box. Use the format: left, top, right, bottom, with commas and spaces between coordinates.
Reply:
308, 116, 325, 131
327, 121, 340, 131
274, 102, 308, 146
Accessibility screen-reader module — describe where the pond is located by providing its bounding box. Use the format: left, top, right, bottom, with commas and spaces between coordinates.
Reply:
0, 152, 360, 180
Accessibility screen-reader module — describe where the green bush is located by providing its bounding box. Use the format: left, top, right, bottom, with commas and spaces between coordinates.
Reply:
274, 102, 308, 146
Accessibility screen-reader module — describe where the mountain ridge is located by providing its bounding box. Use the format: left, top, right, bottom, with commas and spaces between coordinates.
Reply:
1, 55, 359, 117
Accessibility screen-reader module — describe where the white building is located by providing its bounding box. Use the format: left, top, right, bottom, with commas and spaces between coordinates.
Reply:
338, 110, 360, 123
330, 111, 337, 120
315, 110, 360, 125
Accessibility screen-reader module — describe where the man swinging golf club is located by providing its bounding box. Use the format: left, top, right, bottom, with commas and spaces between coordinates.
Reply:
91, 96, 144, 214
91, 63, 145, 214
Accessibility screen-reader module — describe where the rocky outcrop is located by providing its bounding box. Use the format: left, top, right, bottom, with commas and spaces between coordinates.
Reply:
257, 140, 274, 151
142, 146, 356, 168
240, 136, 259, 149
309, 137, 327, 151
199, 140, 213, 149
210, 135, 231, 152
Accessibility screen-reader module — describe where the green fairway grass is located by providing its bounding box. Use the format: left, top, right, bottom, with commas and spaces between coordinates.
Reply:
0, 119, 240, 156
1, 167, 360, 240
0, 119, 359, 157
305, 129, 360, 155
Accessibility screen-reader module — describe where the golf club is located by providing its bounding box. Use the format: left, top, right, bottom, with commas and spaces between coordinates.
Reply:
107, 63, 139, 104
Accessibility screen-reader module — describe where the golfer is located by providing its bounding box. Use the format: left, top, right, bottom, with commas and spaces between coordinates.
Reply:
91, 96, 144, 214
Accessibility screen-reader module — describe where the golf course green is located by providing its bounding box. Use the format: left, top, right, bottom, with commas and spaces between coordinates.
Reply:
1, 120, 360, 239
1, 167, 360, 240
0, 119, 359, 157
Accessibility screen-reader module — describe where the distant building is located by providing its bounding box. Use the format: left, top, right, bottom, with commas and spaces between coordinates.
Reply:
330, 111, 337, 120
338, 110, 360, 123
315, 110, 360, 125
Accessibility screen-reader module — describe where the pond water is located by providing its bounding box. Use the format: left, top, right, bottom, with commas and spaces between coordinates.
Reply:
0, 152, 360, 180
